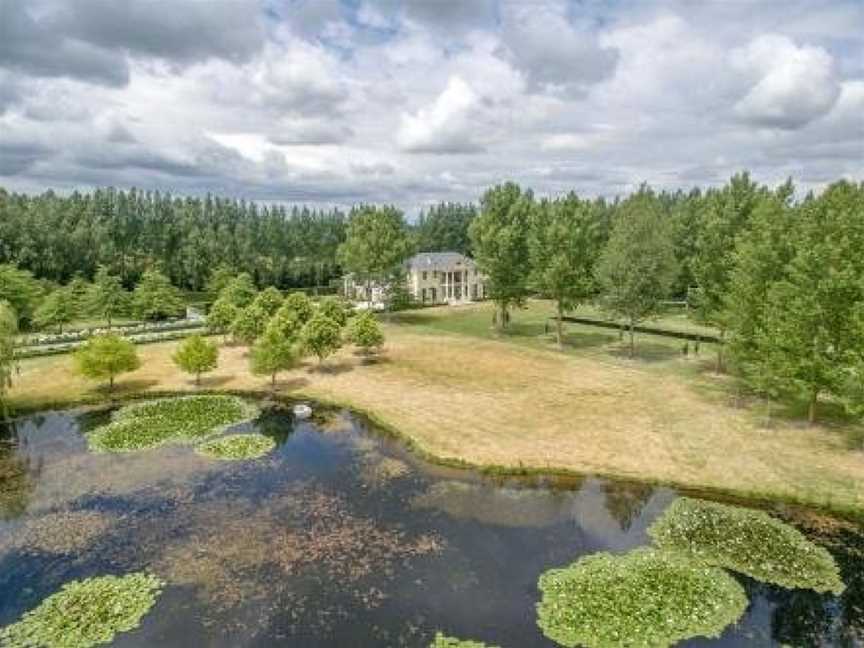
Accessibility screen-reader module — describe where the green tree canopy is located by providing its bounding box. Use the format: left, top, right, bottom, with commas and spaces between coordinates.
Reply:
172, 334, 219, 385
87, 266, 129, 328
206, 298, 239, 336
469, 182, 533, 329
252, 286, 284, 316
267, 306, 302, 342
219, 273, 257, 308
205, 264, 237, 296
133, 270, 184, 321
34, 288, 77, 333
414, 202, 477, 256
74, 334, 141, 392
349, 311, 384, 356
250, 326, 297, 387
0, 264, 42, 327
317, 296, 349, 327
596, 188, 679, 356
0, 301, 18, 416
301, 315, 342, 365
529, 193, 602, 346
338, 205, 411, 302
282, 291, 314, 324
230, 304, 268, 345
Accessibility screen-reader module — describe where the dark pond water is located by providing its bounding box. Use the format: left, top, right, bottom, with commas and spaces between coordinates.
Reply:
0, 402, 862, 647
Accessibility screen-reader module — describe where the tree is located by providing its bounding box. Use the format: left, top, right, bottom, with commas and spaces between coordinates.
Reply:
282, 292, 314, 324
349, 311, 384, 357
230, 304, 267, 345
133, 270, 184, 321
268, 306, 302, 342
528, 193, 602, 346
87, 266, 129, 328
0, 264, 42, 328
414, 202, 477, 255
0, 301, 17, 416
74, 334, 141, 392
596, 189, 679, 357
250, 326, 297, 388
338, 205, 411, 303
317, 296, 349, 327
219, 273, 257, 308
469, 183, 533, 329
735, 182, 864, 424
252, 286, 283, 316
172, 334, 219, 385
692, 172, 764, 371
301, 316, 342, 365
206, 264, 237, 296
206, 298, 238, 338
34, 288, 77, 333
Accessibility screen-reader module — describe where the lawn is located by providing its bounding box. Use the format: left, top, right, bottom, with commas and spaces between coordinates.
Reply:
7, 301, 864, 517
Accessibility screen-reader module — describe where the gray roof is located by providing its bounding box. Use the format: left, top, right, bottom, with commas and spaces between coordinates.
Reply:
406, 252, 476, 270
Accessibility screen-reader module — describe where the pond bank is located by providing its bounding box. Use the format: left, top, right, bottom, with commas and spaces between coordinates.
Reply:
7, 328, 864, 521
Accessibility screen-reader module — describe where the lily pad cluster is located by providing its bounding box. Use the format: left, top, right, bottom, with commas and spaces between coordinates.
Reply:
537, 548, 747, 648
87, 395, 259, 453
648, 497, 845, 594
195, 433, 275, 461
0, 572, 164, 648
537, 497, 846, 647
430, 633, 500, 648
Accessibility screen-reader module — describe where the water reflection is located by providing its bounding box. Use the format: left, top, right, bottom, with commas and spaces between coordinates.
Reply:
0, 404, 861, 647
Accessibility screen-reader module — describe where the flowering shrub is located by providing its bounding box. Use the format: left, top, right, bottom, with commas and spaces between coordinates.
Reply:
536, 548, 747, 648
195, 433, 275, 460
88, 395, 259, 453
648, 497, 845, 594
0, 572, 163, 648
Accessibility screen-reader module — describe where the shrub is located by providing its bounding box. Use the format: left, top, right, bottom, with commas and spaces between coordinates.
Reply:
88, 395, 259, 453
172, 334, 219, 385
647, 497, 845, 594
252, 286, 284, 316
195, 433, 275, 460
536, 548, 747, 648
74, 334, 141, 392
349, 311, 384, 356
0, 572, 163, 648
430, 633, 500, 648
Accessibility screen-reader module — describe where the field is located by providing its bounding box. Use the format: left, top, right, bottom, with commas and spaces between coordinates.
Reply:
8, 300, 864, 516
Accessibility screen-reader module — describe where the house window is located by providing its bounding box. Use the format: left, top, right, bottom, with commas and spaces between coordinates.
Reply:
422, 271, 427, 280
433, 270, 438, 278
421, 288, 427, 302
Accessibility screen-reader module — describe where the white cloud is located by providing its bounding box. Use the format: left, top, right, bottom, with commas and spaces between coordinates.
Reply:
397, 76, 485, 153
731, 34, 841, 129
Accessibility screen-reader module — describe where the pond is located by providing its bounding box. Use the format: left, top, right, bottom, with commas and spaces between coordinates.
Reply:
0, 400, 862, 647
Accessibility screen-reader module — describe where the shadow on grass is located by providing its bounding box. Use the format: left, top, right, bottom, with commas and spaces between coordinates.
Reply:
608, 341, 682, 364
101, 379, 160, 396
306, 360, 355, 376
197, 375, 234, 388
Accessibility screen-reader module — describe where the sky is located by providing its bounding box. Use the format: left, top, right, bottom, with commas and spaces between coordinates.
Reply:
0, 0, 862, 213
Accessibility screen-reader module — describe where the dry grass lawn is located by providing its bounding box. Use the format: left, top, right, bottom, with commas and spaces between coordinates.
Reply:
9, 307, 864, 515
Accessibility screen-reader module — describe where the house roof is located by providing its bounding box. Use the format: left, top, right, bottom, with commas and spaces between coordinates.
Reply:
407, 252, 475, 271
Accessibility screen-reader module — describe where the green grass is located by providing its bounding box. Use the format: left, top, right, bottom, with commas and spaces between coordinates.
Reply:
536, 548, 747, 648
195, 433, 275, 460
0, 573, 163, 648
648, 497, 845, 594
88, 395, 259, 453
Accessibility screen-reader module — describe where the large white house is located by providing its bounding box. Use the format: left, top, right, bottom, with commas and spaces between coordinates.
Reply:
343, 251, 487, 306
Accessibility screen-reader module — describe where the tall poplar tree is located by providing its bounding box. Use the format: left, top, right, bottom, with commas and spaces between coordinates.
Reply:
528, 193, 601, 346
469, 182, 533, 329
596, 189, 678, 357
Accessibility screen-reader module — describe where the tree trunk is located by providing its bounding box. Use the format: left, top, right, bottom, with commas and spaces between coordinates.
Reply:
808, 390, 818, 425
497, 304, 507, 331
271, 373, 277, 389
109, 375, 115, 392
555, 302, 563, 348
195, 372, 201, 386
628, 321, 635, 358
107, 314, 112, 330
715, 327, 726, 374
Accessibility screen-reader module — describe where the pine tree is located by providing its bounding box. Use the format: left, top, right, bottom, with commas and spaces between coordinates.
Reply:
133, 270, 184, 321
88, 266, 129, 328
34, 288, 77, 333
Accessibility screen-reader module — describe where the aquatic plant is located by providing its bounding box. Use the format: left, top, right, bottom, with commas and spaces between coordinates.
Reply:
0, 510, 113, 555
648, 497, 845, 594
0, 572, 163, 648
430, 633, 500, 648
87, 395, 259, 453
195, 433, 275, 460
536, 548, 747, 648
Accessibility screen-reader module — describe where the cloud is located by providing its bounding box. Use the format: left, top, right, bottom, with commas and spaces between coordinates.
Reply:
731, 34, 841, 129
398, 76, 485, 153
500, 2, 619, 95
